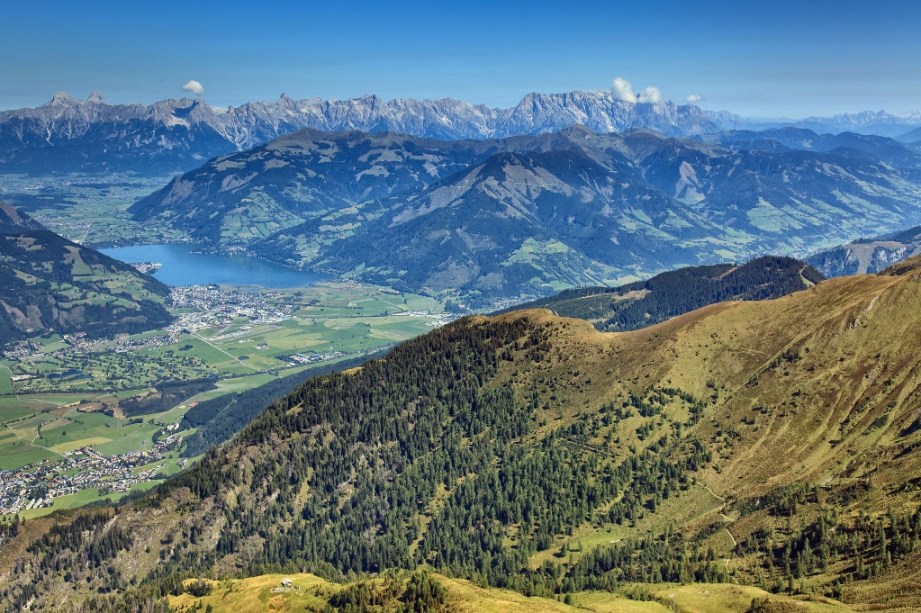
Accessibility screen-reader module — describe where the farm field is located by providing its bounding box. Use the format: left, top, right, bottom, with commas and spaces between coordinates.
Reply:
2, 282, 447, 394
0, 172, 187, 246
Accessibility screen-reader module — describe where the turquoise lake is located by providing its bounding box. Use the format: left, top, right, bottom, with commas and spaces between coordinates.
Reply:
101, 244, 326, 288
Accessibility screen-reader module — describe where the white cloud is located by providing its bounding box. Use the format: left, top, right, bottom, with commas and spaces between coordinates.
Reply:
182, 80, 204, 96
687, 93, 703, 104
611, 77, 663, 104
611, 77, 637, 102
638, 86, 662, 104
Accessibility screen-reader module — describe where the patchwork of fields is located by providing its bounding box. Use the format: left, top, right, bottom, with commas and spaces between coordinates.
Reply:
0, 280, 451, 517
0, 173, 189, 246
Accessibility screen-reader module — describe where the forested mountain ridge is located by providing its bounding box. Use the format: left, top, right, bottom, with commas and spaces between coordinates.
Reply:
0, 202, 172, 346
508, 255, 824, 331
5, 259, 921, 610
179, 349, 390, 457
131, 126, 921, 305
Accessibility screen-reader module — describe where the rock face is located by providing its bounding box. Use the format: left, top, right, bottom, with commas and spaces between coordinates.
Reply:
0, 202, 172, 345
130, 126, 921, 304
807, 225, 921, 277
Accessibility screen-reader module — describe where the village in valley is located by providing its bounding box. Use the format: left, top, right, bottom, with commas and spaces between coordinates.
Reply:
0, 280, 453, 518
2, 282, 453, 394
0, 423, 186, 516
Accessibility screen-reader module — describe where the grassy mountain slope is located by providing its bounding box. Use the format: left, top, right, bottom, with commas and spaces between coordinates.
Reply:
506, 255, 824, 331
4, 261, 921, 610
167, 571, 850, 613
128, 129, 505, 246
0, 202, 172, 346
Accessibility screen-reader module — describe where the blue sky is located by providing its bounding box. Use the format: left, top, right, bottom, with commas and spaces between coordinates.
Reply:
2, 0, 919, 117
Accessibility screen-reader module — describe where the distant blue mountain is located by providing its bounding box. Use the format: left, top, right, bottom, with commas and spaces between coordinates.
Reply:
129, 126, 921, 305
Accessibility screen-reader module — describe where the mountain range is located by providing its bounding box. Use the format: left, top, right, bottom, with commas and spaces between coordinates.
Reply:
750, 109, 921, 139
0, 202, 171, 345
6, 257, 921, 611
702, 127, 921, 174
129, 126, 921, 305
0, 91, 730, 175
3, 89, 921, 175
897, 125, 921, 145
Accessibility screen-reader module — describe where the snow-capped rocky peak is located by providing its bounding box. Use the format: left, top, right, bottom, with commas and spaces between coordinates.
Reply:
2, 89, 919, 175
45, 91, 78, 107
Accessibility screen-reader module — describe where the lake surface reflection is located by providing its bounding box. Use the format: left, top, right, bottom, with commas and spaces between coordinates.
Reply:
101, 244, 326, 288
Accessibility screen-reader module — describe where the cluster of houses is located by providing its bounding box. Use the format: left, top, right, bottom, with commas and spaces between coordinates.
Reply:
0, 339, 43, 362
170, 285, 296, 332
286, 351, 344, 365
2, 331, 180, 375
0, 432, 183, 515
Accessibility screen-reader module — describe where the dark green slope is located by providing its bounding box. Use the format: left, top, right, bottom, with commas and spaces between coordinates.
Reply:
179, 349, 389, 457
0, 202, 172, 346
507, 255, 824, 331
